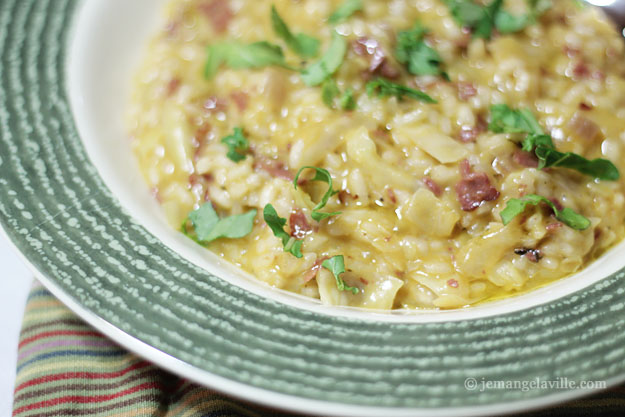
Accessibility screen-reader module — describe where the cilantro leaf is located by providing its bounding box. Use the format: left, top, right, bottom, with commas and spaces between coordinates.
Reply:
328, 0, 363, 24
205, 41, 287, 79
500, 194, 590, 230
339, 88, 357, 110
271, 5, 320, 58
366, 78, 437, 103
321, 78, 340, 108
489, 105, 619, 180
293, 166, 342, 221
396, 23, 446, 78
221, 127, 249, 162
322, 255, 359, 294
488, 104, 544, 135
263, 204, 304, 258
301, 32, 347, 86
182, 203, 257, 243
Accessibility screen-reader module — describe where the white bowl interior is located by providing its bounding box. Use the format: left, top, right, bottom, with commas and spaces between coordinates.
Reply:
67, 0, 625, 323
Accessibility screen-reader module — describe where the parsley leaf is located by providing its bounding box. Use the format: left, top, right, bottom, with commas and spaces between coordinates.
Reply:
322, 255, 359, 294
221, 127, 249, 162
488, 105, 619, 180
339, 88, 357, 110
500, 194, 590, 230
328, 0, 363, 24
263, 204, 304, 258
366, 78, 437, 103
205, 41, 287, 79
488, 104, 544, 135
301, 32, 347, 86
293, 166, 342, 221
271, 5, 320, 58
396, 23, 447, 78
321, 78, 340, 108
182, 203, 257, 243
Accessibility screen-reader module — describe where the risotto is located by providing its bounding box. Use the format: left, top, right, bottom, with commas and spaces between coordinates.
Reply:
128, 0, 625, 309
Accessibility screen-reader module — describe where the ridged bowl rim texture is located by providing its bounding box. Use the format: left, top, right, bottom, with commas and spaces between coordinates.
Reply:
1, 0, 625, 415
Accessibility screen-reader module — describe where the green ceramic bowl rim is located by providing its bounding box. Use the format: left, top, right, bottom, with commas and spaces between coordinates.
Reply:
2, 0, 625, 415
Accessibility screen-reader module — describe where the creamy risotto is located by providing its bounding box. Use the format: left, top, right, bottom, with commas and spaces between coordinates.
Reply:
128, 0, 625, 309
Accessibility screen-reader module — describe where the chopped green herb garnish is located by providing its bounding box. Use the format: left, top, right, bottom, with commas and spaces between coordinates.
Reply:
489, 104, 544, 135
182, 203, 257, 243
396, 23, 447, 78
271, 5, 320, 58
221, 127, 249, 162
263, 204, 303, 258
444, 0, 502, 39
328, 0, 363, 24
321, 78, 341, 108
494, 9, 531, 33
293, 166, 342, 221
339, 88, 357, 110
301, 32, 347, 86
488, 104, 619, 180
322, 255, 359, 294
500, 194, 590, 230
321, 79, 356, 110
444, 0, 551, 39
366, 78, 437, 103
205, 41, 287, 79
532, 143, 620, 180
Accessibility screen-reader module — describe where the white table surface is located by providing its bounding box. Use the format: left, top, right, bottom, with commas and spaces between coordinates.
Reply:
0, 234, 34, 417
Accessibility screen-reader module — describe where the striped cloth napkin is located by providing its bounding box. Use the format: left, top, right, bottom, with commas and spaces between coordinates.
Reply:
12, 283, 625, 417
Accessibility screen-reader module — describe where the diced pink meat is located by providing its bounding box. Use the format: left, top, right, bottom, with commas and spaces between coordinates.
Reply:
548, 198, 564, 211
188, 173, 214, 202
199, 0, 233, 33
253, 156, 294, 181
568, 112, 602, 141
166, 78, 181, 97
423, 177, 443, 197
303, 256, 330, 283
230, 91, 248, 112
457, 82, 477, 101
573, 62, 590, 79
386, 188, 397, 205
572, 62, 604, 81
455, 160, 500, 211
289, 209, 312, 239
192, 123, 212, 160
513, 149, 539, 168
352, 37, 400, 80
579, 102, 592, 111
457, 126, 479, 143
338, 190, 359, 204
